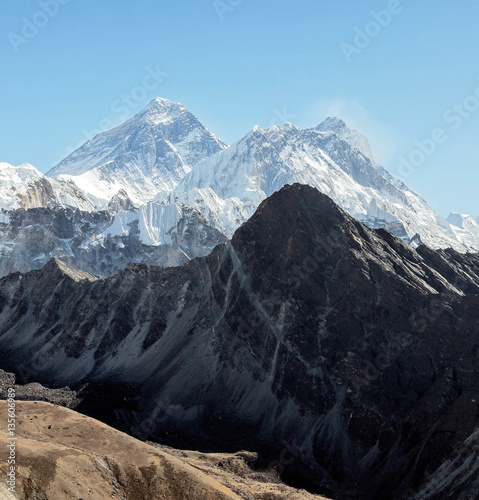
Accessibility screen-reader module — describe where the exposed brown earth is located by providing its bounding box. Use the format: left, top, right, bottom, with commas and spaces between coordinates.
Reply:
0, 401, 329, 500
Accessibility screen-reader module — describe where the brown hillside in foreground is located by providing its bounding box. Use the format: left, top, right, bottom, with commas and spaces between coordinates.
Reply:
0, 401, 329, 500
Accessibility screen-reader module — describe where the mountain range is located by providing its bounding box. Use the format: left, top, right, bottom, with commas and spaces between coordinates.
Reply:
0, 97, 478, 278
1, 184, 479, 499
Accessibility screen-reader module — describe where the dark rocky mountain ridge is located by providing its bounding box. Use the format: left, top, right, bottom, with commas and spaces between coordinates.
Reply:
1, 184, 479, 499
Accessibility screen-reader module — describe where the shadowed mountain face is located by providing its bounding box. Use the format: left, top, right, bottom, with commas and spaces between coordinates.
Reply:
0, 204, 226, 278
1, 184, 479, 499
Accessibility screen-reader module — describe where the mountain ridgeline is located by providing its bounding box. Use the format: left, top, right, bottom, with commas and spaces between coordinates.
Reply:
1, 185, 479, 499
1, 98, 479, 281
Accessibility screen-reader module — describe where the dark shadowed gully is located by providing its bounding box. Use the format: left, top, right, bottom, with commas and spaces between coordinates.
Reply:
1, 184, 479, 499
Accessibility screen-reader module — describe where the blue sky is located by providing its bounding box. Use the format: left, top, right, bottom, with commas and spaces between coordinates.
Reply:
1, 0, 478, 216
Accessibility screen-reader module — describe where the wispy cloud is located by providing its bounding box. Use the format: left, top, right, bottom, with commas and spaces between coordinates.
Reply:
300, 99, 399, 167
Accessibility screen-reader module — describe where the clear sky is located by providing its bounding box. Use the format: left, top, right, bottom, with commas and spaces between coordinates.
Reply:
1, 0, 478, 216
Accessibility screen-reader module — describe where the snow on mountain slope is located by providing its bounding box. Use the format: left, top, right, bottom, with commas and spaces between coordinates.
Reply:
50, 179, 96, 211
103, 201, 224, 249
47, 98, 228, 207
316, 116, 379, 168
447, 212, 479, 249
0, 162, 94, 211
7, 101, 477, 255
154, 188, 256, 238
315, 117, 415, 196
178, 121, 473, 251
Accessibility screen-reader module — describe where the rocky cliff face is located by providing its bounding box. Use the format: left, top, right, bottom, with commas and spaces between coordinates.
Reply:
1, 184, 479, 499
0, 203, 226, 277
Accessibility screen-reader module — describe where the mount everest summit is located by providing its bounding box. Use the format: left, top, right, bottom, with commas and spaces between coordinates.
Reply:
47, 97, 227, 206
0, 97, 478, 277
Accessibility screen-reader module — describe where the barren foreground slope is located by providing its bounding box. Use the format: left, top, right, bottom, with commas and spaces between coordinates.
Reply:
0, 401, 329, 500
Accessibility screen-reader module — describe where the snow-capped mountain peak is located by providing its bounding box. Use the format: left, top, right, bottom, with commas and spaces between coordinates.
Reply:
3, 104, 478, 259
177, 120, 477, 251
141, 97, 190, 124
0, 162, 49, 210
448, 212, 478, 229
316, 116, 378, 168
318, 116, 348, 129
46, 98, 228, 207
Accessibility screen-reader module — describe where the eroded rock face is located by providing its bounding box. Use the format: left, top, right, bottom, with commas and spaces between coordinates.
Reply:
17, 178, 57, 209
0, 204, 226, 277
1, 184, 479, 499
